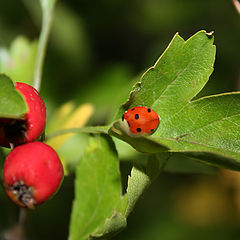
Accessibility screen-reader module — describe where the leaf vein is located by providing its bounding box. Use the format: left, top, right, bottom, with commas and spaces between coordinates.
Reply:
176, 112, 240, 139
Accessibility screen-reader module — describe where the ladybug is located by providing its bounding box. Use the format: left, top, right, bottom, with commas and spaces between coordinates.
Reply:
121, 106, 160, 137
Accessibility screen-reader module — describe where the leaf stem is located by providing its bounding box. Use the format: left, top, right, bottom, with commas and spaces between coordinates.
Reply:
45, 126, 109, 141
33, 0, 57, 91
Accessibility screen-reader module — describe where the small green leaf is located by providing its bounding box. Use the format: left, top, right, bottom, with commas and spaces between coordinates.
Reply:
0, 74, 28, 119
0, 36, 38, 85
69, 135, 127, 240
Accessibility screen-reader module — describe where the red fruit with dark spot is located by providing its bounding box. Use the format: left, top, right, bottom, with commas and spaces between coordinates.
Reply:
3, 142, 64, 208
0, 82, 46, 147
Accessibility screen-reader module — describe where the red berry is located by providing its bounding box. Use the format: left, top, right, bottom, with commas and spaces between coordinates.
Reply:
0, 82, 46, 147
122, 106, 160, 137
3, 142, 64, 208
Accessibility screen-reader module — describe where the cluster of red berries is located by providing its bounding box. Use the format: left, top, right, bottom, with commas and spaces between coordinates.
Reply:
1, 82, 63, 208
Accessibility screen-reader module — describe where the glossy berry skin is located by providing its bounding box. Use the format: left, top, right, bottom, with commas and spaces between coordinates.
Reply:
3, 142, 64, 208
122, 106, 160, 137
16, 82, 46, 142
0, 82, 46, 147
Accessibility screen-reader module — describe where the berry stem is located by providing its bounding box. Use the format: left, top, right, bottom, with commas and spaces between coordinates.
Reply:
33, 0, 57, 91
0, 209, 28, 240
19, 208, 28, 227
40, 131, 46, 142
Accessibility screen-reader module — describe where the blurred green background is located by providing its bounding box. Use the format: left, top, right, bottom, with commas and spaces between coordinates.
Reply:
0, 0, 240, 239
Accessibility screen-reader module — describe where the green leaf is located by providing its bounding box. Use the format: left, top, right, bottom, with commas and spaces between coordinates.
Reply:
110, 30, 240, 170
125, 153, 169, 217
109, 119, 240, 170
0, 36, 38, 85
152, 92, 240, 170
115, 30, 215, 119
0, 74, 28, 119
89, 211, 126, 240
69, 135, 127, 240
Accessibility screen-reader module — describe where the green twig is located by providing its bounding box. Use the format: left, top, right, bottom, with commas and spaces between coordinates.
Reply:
33, 0, 57, 91
45, 126, 109, 141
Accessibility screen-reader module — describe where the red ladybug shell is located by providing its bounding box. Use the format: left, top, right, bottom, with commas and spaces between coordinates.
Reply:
122, 106, 160, 136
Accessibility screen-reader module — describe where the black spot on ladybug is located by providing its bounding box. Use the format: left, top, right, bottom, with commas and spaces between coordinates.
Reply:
127, 121, 130, 127
122, 115, 124, 121
137, 128, 141, 132
151, 129, 155, 132
135, 114, 139, 120
131, 108, 135, 111
148, 108, 151, 113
